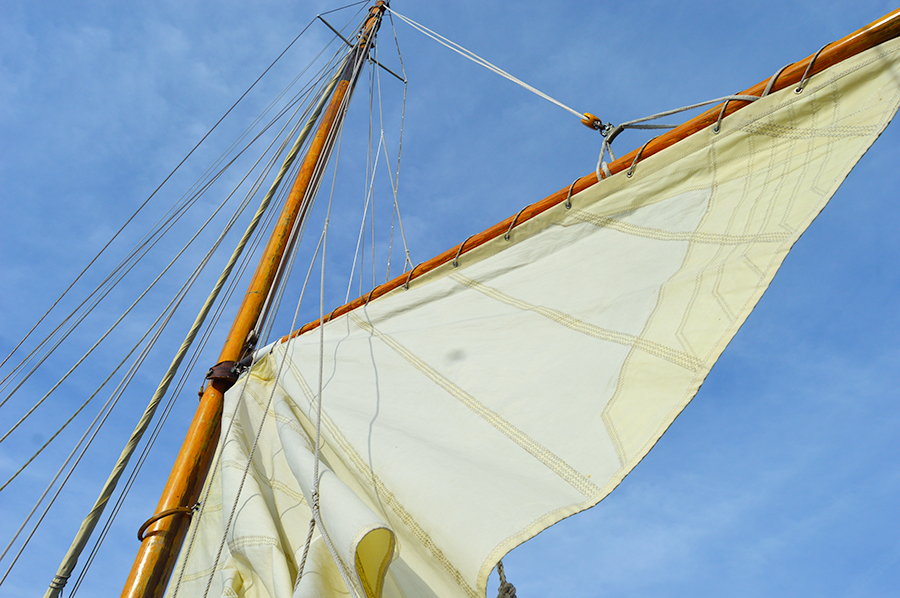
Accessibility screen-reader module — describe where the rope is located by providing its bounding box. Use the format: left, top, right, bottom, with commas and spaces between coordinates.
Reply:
45, 64, 347, 598
0, 17, 318, 380
378, 24, 413, 279
387, 7, 589, 123
496, 560, 517, 598
596, 94, 760, 180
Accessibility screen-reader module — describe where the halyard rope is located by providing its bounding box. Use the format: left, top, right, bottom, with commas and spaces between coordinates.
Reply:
387, 7, 590, 123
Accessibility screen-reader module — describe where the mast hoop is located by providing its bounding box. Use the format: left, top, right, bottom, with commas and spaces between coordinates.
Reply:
136, 506, 196, 542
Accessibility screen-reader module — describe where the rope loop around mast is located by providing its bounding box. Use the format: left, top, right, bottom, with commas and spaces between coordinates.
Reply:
137, 505, 197, 542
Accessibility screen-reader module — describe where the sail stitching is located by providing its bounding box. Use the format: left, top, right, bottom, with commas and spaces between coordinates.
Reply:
277, 348, 479, 598
348, 313, 600, 497
220, 459, 308, 504
741, 122, 877, 139
566, 209, 793, 246
450, 273, 704, 372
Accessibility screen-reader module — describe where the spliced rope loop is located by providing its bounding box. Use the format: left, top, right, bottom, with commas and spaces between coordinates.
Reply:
597, 57, 821, 180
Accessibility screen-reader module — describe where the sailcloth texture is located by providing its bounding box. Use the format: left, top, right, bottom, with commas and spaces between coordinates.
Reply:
167, 37, 900, 598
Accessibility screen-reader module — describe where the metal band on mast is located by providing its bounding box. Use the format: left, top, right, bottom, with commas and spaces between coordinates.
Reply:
119, 4, 387, 597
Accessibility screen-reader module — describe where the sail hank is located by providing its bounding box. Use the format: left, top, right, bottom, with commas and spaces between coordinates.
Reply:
170, 29, 900, 598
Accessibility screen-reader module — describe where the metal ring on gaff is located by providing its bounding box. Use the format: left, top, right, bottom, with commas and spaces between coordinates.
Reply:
453, 235, 475, 268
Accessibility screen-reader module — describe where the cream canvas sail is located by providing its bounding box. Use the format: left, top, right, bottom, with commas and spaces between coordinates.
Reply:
167, 35, 900, 598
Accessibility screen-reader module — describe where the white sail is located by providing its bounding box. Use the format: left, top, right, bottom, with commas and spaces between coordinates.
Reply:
168, 35, 900, 598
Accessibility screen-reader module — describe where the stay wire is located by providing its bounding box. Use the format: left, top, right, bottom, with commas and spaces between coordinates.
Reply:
10, 55, 344, 596
203, 37, 369, 598
0, 83, 320, 491
66, 66, 340, 596
2, 105, 295, 567
0, 47, 345, 452
0, 15, 345, 405
387, 7, 587, 122
1, 269, 198, 582
0, 13, 323, 379
387, 11, 413, 275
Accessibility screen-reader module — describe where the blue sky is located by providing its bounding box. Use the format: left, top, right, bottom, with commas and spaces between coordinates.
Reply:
1, 1, 899, 596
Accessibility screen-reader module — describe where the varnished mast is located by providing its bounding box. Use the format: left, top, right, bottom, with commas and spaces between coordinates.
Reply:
120, 4, 387, 597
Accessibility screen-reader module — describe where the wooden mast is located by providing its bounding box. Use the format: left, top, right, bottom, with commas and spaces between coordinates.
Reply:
119, 4, 387, 597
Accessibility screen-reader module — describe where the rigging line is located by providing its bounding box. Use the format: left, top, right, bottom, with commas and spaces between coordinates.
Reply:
256, 101, 336, 346
309, 38, 379, 597
387, 11, 413, 274
173, 228, 328, 598
50, 67, 349, 598
374, 37, 395, 282
3, 132, 274, 530
595, 93, 760, 179
368, 61, 376, 292
373, 36, 411, 281
0, 290, 184, 580
370, 66, 378, 290
223, 51, 352, 346
308, 104, 363, 598
0, 83, 325, 404
221, 38, 371, 597
205, 147, 341, 594
320, 0, 369, 16
104, 85, 309, 542
386, 7, 587, 122
0, 37, 345, 400
257, 45, 356, 344
0, 15, 323, 378
198, 40, 368, 598
0, 290, 176, 493
260, 164, 321, 347
78, 176, 282, 596
98, 205, 271, 596
0, 137, 271, 446
216, 63, 344, 346
0, 56, 342, 413
344, 68, 384, 303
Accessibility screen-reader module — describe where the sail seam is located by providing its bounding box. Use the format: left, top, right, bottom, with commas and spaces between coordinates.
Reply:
277, 348, 479, 598
741, 122, 877, 139
566, 209, 793, 246
220, 459, 308, 503
449, 274, 704, 372
348, 313, 600, 497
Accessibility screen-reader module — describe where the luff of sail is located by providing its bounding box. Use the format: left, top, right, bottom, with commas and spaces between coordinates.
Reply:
168, 23, 900, 598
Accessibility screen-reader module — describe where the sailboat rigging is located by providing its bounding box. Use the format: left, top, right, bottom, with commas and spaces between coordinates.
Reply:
1, 1, 890, 593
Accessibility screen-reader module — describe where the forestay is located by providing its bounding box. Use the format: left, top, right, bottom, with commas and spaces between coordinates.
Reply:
167, 36, 900, 598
